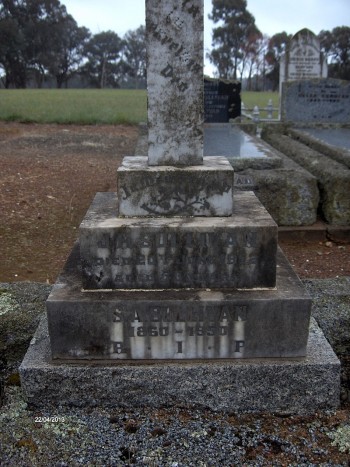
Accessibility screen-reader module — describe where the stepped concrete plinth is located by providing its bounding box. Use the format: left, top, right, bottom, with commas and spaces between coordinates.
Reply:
117, 156, 234, 217
47, 241, 308, 361
80, 192, 277, 290
19, 315, 339, 413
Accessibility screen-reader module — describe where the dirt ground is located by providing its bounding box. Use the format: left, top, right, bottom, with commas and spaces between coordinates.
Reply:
0, 122, 349, 284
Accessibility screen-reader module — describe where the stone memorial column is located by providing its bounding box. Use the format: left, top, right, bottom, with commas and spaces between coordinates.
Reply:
147, 0, 204, 166
117, 0, 234, 218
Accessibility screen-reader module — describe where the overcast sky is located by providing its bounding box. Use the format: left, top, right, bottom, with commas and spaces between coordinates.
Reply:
63, 0, 350, 75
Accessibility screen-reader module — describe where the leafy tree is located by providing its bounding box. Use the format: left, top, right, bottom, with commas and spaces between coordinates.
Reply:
0, 0, 29, 87
265, 32, 291, 91
319, 26, 350, 80
27, 1, 89, 88
208, 0, 261, 80
121, 25, 146, 88
244, 34, 270, 91
44, 19, 90, 88
0, 0, 88, 88
239, 28, 264, 87
82, 31, 124, 88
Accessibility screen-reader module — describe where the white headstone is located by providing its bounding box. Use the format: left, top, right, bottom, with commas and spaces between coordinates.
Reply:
280, 29, 328, 89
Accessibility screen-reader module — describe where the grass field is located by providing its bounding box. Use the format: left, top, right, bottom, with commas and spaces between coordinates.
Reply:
0, 89, 148, 124
0, 88, 279, 124
242, 91, 280, 119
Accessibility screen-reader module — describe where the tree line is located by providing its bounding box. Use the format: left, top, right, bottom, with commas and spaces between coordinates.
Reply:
209, 0, 350, 91
0, 0, 146, 89
1, 0, 349, 90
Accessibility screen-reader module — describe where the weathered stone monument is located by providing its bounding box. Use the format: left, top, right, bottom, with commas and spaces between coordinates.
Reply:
20, 0, 340, 412
281, 78, 350, 123
279, 28, 328, 118
280, 28, 328, 87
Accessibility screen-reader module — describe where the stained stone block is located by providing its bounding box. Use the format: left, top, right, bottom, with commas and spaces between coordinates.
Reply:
263, 131, 350, 225
47, 243, 310, 361
117, 156, 234, 217
147, 0, 204, 166
80, 192, 277, 290
20, 315, 340, 412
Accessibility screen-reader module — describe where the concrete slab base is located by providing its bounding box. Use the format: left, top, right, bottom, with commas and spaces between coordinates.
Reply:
20, 316, 340, 413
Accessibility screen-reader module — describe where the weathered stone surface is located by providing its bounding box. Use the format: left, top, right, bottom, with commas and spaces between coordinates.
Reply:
237, 140, 319, 226
18, 0, 338, 414
47, 242, 309, 360
204, 78, 241, 123
0, 283, 51, 364
80, 192, 277, 290
290, 127, 350, 169
228, 131, 319, 226
281, 79, 350, 124
304, 276, 350, 402
19, 316, 339, 412
262, 130, 350, 225
117, 156, 234, 217
241, 168, 319, 226
147, 0, 203, 166
234, 173, 257, 190
304, 277, 350, 357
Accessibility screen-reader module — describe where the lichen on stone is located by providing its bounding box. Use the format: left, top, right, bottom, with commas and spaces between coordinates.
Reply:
329, 425, 350, 453
0, 291, 19, 316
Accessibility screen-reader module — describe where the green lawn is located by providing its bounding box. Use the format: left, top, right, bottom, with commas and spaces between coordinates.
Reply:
241, 91, 280, 119
0, 88, 279, 125
0, 89, 148, 124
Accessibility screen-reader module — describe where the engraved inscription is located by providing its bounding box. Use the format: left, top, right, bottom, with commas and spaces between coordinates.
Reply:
297, 81, 350, 104
84, 229, 265, 289
150, 16, 201, 92
284, 80, 350, 123
286, 30, 326, 81
110, 304, 248, 359
204, 79, 241, 123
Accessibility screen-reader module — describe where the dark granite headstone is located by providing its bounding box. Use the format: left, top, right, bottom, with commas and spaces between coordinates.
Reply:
281, 78, 350, 123
204, 78, 241, 122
